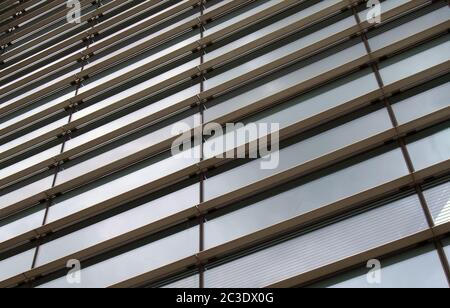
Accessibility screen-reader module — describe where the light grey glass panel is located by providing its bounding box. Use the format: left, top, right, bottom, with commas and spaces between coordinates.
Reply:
205, 194, 427, 288
0, 116, 68, 154
204, 70, 379, 155
84, 11, 200, 71
88, 1, 193, 49
36, 184, 200, 266
205, 0, 346, 61
358, 0, 410, 23
204, 42, 367, 122
65, 86, 199, 151
57, 115, 198, 185
79, 36, 199, 94
73, 58, 200, 120
0, 174, 54, 210
0, 249, 34, 282
38, 226, 199, 288
204, 0, 233, 14
204, 0, 283, 36
423, 181, 450, 226
379, 36, 450, 85
392, 81, 450, 125
8, 0, 132, 55
162, 274, 200, 288
9, 19, 88, 55
0, 47, 81, 95
0, 89, 75, 131
205, 148, 410, 249
368, 6, 450, 51
205, 107, 392, 199
1, 37, 81, 83
0, 208, 45, 243
444, 238, 450, 264
0, 65, 80, 109
0, 145, 61, 180
312, 244, 448, 288
407, 127, 450, 171
205, 16, 356, 88
47, 147, 200, 223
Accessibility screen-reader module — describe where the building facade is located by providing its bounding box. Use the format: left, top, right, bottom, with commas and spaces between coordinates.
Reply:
0, 0, 449, 288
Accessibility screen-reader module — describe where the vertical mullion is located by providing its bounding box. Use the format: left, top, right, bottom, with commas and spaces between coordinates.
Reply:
352, 4, 450, 287
198, 0, 206, 290
30, 1, 103, 270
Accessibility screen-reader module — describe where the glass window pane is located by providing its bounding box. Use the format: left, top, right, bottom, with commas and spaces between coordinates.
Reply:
204, 41, 368, 122
407, 125, 450, 171
47, 148, 200, 223
0, 89, 75, 131
0, 116, 68, 154
205, 107, 392, 200
0, 145, 61, 180
57, 115, 198, 185
423, 181, 450, 226
204, 0, 282, 36
162, 274, 199, 288
205, 16, 357, 88
38, 226, 199, 288
443, 238, 450, 264
311, 244, 448, 288
205, 147, 410, 248
78, 35, 200, 95
88, 1, 197, 51
0, 66, 80, 109
0, 174, 54, 210
0, 206, 46, 243
65, 86, 199, 151
358, 0, 410, 23
36, 184, 200, 266
205, 194, 428, 288
392, 81, 450, 125
73, 58, 200, 121
0, 249, 35, 282
205, 0, 347, 60
379, 36, 450, 85
204, 0, 234, 14
368, 6, 450, 51
83, 11, 200, 76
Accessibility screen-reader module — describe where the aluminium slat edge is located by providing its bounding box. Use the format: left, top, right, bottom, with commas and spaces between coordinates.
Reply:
0, 0, 133, 55
0, 0, 257, 112
0, 18, 447, 190
0, 26, 448, 221
0, 84, 448, 259
0, 0, 92, 46
0, 0, 203, 77
0, 130, 448, 288
0, 0, 434, 159
0, 0, 60, 30
0, 0, 156, 96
